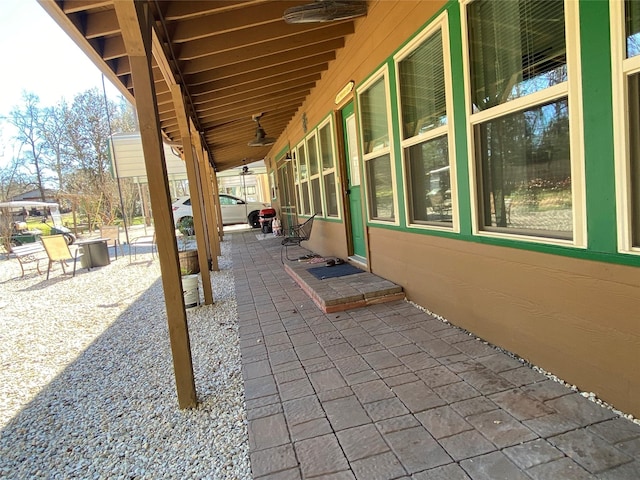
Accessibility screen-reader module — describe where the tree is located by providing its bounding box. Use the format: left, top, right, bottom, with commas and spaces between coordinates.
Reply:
41, 100, 74, 191
0, 153, 34, 252
110, 97, 138, 134
62, 88, 137, 229
2, 87, 139, 232
0, 146, 32, 203
8, 92, 48, 200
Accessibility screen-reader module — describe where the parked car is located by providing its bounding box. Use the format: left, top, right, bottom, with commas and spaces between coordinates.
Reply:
172, 194, 269, 230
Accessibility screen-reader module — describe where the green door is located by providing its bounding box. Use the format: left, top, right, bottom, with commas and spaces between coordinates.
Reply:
342, 102, 367, 260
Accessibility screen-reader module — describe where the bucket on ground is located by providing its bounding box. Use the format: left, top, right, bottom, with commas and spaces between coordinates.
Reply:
182, 274, 200, 308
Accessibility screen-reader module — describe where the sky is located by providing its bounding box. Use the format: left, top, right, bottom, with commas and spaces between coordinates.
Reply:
0, 0, 123, 163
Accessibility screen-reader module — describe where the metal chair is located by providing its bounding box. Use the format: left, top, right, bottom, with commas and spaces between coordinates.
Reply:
129, 233, 157, 261
100, 225, 124, 259
281, 214, 317, 263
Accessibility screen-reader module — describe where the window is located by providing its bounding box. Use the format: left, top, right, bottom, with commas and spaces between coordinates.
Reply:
319, 117, 340, 217
291, 115, 341, 219
367, 154, 394, 219
358, 69, 397, 222
219, 195, 235, 206
270, 171, 276, 200
396, 16, 455, 228
465, 0, 582, 243
296, 142, 311, 215
613, 0, 640, 252
292, 150, 302, 212
307, 133, 323, 216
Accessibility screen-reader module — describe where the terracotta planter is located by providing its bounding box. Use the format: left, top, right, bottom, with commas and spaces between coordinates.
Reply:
178, 249, 200, 275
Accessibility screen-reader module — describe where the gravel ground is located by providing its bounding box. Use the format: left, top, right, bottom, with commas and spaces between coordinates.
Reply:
0, 236, 251, 479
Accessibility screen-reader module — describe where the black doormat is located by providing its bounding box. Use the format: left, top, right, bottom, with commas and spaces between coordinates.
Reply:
307, 263, 364, 280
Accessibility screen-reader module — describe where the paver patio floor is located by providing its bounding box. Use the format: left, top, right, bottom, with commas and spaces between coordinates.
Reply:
231, 231, 640, 480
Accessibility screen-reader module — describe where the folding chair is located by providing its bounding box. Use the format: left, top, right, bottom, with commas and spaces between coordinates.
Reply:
41, 234, 82, 279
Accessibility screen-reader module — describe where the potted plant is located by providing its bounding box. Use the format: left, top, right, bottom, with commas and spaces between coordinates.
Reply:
177, 217, 200, 275
177, 217, 200, 308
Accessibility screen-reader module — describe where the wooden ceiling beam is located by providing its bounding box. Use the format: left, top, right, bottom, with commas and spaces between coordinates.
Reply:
101, 35, 126, 60
84, 9, 120, 39
190, 74, 319, 111
190, 66, 322, 96
176, 20, 353, 61
213, 118, 295, 139
208, 139, 288, 160
205, 122, 293, 145
187, 52, 334, 86
161, 0, 266, 21
61, 0, 112, 14
160, 117, 179, 131
205, 109, 293, 134
191, 80, 315, 106
186, 40, 339, 81
170, 1, 298, 43
179, 25, 349, 73
40, 0, 359, 187
195, 83, 312, 113
197, 92, 307, 124
114, 56, 131, 76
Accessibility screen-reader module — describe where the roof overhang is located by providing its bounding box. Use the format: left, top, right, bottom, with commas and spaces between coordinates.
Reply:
38, 0, 362, 173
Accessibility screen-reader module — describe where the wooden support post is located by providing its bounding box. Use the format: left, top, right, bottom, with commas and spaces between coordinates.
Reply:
114, 1, 196, 409
191, 142, 216, 265
209, 168, 222, 261
210, 166, 225, 241
170, 84, 213, 304
196, 150, 220, 268
191, 128, 220, 264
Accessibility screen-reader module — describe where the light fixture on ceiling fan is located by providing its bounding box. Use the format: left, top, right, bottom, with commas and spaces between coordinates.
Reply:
239, 164, 254, 175
248, 113, 276, 147
283, 0, 367, 24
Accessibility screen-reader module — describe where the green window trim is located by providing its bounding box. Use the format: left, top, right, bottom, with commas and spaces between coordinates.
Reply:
357, 65, 400, 224
290, 113, 343, 221
463, 0, 587, 248
612, 0, 640, 255
283, 0, 639, 269
395, 11, 459, 232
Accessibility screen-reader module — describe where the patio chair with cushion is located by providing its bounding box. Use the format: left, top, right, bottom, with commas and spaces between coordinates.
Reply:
100, 225, 124, 259
41, 234, 82, 279
281, 214, 317, 263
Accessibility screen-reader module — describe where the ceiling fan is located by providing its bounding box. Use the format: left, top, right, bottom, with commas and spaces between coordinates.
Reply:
247, 113, 276, 147
283, 0, 367, 24
238, 163, 254, 175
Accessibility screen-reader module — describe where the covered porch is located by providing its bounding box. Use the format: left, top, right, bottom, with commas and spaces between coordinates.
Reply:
4, 229, 639, 478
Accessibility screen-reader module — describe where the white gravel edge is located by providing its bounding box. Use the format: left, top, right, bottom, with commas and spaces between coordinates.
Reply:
408, 300, 640, 427
0, 237, 251, 479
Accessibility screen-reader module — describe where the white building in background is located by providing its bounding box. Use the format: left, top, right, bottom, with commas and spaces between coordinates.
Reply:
108, 133, 269, 204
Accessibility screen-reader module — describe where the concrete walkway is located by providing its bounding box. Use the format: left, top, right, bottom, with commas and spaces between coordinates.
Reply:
230, 230, 640, 480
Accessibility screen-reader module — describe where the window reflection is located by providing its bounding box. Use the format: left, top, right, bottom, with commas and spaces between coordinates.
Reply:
477, 99, 573, 238
367, 154, 394, 220
406, 136, 452, 225
468, 0, 566, 112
